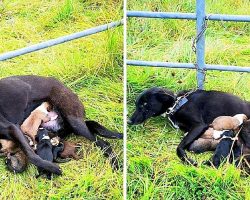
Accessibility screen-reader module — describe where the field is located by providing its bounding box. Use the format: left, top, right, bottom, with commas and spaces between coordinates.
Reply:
0, 0, 123, 199
127, 0, 250, 199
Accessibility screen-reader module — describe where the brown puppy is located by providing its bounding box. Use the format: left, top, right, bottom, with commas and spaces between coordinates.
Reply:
212, 114, 247, 131
189, 114, 248, 153
0, 140, 28, 173
188, 130, 220, 153
21, 102, 52, 144
59, 141, 79, 160
0, 139, 18, 155
6, 151, 28, 173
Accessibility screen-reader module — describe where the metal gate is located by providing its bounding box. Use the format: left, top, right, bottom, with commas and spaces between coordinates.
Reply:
127, 0, 250, 89
0, 20, 123, 61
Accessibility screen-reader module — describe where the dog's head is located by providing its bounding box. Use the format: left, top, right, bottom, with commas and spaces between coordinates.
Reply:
128, 87, 176, 125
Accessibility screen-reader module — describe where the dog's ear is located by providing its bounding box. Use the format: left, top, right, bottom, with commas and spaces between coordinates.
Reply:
155, 89, 175, 103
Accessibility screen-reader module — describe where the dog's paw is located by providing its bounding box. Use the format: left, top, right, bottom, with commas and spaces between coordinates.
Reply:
50, 164, 62, 175
115, 133, 123, 139
185, 158, 198, 166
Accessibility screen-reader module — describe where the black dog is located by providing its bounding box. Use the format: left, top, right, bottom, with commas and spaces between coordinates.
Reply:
205, 130, 241, 168
35, 129, 53, 179
0, 75, 122, 175
129, 87, 250, 165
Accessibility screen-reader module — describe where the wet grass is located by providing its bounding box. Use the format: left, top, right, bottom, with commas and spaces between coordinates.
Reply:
0, 0, 123, 199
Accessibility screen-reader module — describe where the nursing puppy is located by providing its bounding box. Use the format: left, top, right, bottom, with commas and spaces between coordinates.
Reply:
0, 139, 18, 155
6, 151, 28, 173
35, 129, 53, 179
188, 114, 247, 153
21, 102, 52, 144
211, 114, 247, 139
205, 130, 241, 168
52, 140, 80, 163
212, 114, 247, 131
188, 128, 220, 153
0, 138, 29, 172
59, 141, 79, 160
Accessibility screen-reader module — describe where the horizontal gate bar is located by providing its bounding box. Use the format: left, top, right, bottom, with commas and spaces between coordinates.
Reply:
127, 60, 250, 73
0, 20, 123, 61
127, 11, 250, 22
127, 60, 195, 69
127, 11, 196, 20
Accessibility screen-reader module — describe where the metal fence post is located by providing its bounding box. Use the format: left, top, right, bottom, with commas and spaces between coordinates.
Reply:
196, 0, 206, 89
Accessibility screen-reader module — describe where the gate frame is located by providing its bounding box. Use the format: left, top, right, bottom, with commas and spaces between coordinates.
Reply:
127, 0, 250, 89
0, 20, 123, 61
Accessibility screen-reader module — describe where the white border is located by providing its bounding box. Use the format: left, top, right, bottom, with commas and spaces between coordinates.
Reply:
123, 0, 127, 198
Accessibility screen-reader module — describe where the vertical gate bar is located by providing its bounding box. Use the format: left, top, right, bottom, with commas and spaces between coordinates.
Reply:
196, 0, 206, 89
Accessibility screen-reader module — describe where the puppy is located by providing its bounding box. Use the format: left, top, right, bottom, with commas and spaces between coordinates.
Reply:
0, 139, 29, 173
21, 102, 55, 144
0, 139, 18, 155
52, 141, 79, 163
199, 114, 247, 140
59, 141, 79, 160
205, 130, 241, 168
212, 114, 247, 138
50, 137, 70, 162
35, 129, 53, 179
6, 151, 28, 173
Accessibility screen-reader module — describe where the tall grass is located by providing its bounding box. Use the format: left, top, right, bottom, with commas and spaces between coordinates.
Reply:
0, 0, 123, 199
127, 0, 250, 199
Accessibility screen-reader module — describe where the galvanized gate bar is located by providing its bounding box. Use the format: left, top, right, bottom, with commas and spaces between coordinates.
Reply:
127, 11, 250, 22
127, 60, 195, 69
127, 1, 250, 89
127, 60, 250, 73
0, 20, 123, 61
127, 11, 196, 20
196, 0, 206, 89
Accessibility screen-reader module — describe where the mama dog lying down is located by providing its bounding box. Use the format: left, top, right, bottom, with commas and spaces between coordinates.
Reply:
0, 75, 123, 176
129, 87, 250, 168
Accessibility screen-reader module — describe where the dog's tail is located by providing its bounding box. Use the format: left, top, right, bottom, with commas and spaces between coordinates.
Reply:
85, 120, 123, 139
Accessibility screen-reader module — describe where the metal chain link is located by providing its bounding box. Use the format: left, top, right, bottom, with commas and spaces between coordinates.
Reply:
192, 16, 210, 53
192, 15, 211, 85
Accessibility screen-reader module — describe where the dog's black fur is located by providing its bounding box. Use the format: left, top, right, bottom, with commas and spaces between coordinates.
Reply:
0, 75, 122, 175
35, 129, 53, 179
52, 143, 64, 161
129, 87, 250, 165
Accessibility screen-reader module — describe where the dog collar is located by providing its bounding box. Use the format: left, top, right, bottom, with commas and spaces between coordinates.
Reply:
168, 96, 188, 116
166, 90, 196, 116
163, 96, 188, 129
162, 90, 197, 129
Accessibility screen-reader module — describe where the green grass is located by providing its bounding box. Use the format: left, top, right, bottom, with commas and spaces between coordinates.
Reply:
0, 0, 123, 199
127, 0, 250, 199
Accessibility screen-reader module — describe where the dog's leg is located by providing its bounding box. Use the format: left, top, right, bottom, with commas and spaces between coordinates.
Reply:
67, 117, 120, 170
7, 124, 61, 175
177, 124, 208, 165
85, 120, 123, 139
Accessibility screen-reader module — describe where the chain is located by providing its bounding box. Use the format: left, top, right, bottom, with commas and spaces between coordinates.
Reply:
192, 15, 210, 53
192, 16, 211, 86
